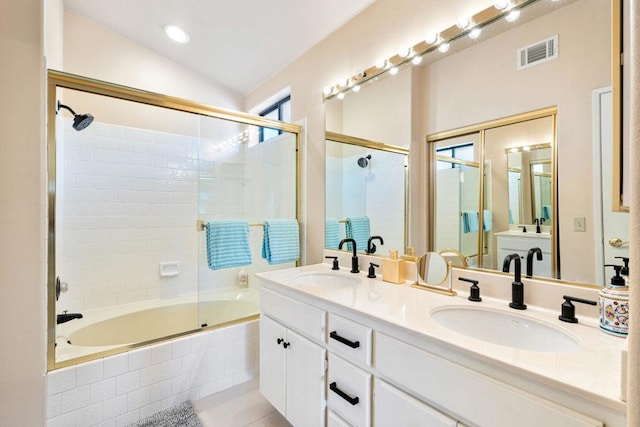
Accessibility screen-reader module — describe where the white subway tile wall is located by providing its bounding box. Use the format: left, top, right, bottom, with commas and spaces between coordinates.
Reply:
47, 320, 259, 427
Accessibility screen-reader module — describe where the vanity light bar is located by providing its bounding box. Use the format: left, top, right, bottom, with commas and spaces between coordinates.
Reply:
504, 142, 552, 154
323, 0, 544, 101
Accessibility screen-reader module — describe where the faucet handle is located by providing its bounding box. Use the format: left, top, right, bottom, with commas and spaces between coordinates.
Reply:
459, 277, 481, 302
367, 263, 379, 278
558, 295, 597, 323
325, 256, 339, 270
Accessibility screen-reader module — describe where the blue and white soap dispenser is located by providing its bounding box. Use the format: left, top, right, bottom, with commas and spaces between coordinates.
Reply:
599, 264, 629, 336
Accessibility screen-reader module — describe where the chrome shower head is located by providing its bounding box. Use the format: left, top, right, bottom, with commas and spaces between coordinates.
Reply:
357, 154, 372, 168
57, 101, 94, 131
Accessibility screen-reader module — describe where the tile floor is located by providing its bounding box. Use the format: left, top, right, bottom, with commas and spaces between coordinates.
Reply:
194, 378, 291, 427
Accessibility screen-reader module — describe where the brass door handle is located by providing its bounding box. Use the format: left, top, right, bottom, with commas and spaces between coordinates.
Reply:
608, 238, 629, 248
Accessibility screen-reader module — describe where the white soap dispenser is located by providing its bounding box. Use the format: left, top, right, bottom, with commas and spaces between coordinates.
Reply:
599, 264, 629, 336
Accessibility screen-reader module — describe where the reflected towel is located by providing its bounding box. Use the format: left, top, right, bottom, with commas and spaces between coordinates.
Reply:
325, 218, 341, 249
483, 210, 492, 232
345, 216, 370, 252
462, 211, 479, 233
542, 205, 552, 220
261, 219, 300, 265
206, 220, 252, 270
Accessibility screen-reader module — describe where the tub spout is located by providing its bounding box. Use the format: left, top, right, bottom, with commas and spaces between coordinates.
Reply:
57, 311, 83, 324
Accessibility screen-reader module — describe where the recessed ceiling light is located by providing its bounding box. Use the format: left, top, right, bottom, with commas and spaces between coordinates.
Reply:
163, 25, 190, 44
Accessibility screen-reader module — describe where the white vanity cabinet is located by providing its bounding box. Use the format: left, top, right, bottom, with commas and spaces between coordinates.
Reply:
260, 289, 327, 427
495, 231, 552, 277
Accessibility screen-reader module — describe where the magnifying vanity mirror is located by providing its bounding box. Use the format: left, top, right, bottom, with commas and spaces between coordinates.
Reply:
417, 252, 449, 286
323, 0, 629, 287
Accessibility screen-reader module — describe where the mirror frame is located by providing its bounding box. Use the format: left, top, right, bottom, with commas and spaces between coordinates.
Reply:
325, 131, 410, 254
427, 106, 558, 278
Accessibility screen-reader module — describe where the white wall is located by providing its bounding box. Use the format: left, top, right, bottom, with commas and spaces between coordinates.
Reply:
0, 0, 46, 425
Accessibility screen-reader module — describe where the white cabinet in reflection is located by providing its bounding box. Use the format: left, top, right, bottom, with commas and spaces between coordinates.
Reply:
495, 231, 552, 278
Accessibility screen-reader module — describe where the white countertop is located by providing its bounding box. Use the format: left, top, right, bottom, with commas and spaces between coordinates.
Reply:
257, 262, 626, 413
494, 230, 551, 238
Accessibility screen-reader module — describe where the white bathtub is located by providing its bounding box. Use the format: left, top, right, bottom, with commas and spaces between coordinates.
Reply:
56, 288, 259, 362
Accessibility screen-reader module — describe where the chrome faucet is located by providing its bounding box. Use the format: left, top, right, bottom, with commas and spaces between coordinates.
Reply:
339, 238, 359, 273
502, 254, 527, 310
366, 236, 384, 254
526, 247, 543, 278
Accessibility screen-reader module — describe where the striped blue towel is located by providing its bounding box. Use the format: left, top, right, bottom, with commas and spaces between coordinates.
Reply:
345, 217, 370, 252
261, 219, 300, 265
206, 220, 252, 270
482, 210, 492, 232
462, 211, 479, 233
325, 218, 341, 249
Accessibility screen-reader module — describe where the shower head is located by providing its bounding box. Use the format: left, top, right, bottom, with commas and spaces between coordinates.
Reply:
357, 154, 372, 168
57, 101, 94, 131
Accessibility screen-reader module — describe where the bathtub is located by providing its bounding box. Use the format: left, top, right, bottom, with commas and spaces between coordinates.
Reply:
55, 288, 259, 363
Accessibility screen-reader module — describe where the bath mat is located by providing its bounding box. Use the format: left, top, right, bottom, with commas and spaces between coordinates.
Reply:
127, 401, 203, 427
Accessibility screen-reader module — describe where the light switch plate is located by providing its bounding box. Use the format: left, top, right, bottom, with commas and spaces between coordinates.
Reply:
573, 217, 586, 232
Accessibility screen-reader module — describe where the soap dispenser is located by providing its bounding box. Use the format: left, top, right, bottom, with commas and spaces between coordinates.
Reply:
615, 256, 630, 285
382, 250, 406, 284
599, 264, 629, 336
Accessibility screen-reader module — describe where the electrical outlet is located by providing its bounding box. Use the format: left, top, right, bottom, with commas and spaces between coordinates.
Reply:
573, 217, 586, 232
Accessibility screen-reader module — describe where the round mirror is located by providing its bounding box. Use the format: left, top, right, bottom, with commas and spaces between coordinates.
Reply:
417, 252, 449, 286
438, 248, 468, 268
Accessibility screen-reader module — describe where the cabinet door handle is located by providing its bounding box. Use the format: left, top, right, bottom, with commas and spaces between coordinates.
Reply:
283, 341, 290, 349
329, 382, 359, 406
330, 331, 360, 349
277, 338, 283, 345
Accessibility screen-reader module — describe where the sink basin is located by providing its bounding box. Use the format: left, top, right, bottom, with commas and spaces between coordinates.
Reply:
431, 306, 579, 352
293, 272, 361, 288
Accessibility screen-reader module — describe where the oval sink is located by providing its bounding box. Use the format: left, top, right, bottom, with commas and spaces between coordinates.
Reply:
293, 272, 361, 288
431, 306, 579, 352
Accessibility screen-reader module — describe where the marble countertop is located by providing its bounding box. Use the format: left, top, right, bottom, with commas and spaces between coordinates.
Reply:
257, 262, 626, 413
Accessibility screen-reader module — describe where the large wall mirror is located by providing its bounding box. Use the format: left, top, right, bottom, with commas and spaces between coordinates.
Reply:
323, 0, 629, 286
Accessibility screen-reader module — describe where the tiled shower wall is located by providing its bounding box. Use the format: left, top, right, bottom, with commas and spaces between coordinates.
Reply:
58, 118, 201, 313
58, 119, 297, 313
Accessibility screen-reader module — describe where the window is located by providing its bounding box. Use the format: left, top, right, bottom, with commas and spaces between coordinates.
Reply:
259, 95, 291, 142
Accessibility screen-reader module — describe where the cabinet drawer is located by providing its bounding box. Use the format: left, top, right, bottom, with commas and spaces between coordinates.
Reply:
260, 288, 326, 342
328, 313, 372, 365
375, 333, 602, 427
374, 378, 457, 427
327, 410, 351, 427
328, 353, 371, 427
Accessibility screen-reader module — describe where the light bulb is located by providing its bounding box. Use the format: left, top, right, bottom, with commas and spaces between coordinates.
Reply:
389, 67, 399, 76
352, 85, 361, 93
425, 33, 439, 44
411, 55, 423, 65
323, 86, 333, 96
375, 58, 387, 69
506, 9, 520, 22
399, 47, 411, 58
438, 42, 450, 53
163, 25, 190, 44
337, 92, 345, 100
493, 0, 510, 9
456, 17, 471, 29
469, 27, 482, 39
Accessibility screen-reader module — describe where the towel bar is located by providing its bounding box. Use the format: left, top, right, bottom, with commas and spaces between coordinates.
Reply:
196, 219, 264, 231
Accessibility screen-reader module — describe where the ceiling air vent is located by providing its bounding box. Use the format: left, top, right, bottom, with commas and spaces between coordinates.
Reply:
517, 35, 558, 70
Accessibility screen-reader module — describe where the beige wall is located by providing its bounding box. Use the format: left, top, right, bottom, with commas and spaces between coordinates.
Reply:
0, 0, 46, 425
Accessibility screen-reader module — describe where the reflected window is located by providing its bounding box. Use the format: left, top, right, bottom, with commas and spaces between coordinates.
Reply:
259, 95, 291, 142
436, 142, 474, 169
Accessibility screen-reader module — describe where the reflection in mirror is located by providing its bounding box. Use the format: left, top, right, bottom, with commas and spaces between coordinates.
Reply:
439, 249, 468, 268
325, 133, 408, 254
417, 252, 449, 286
430, 110, 558, 279
432, 132, 481, 266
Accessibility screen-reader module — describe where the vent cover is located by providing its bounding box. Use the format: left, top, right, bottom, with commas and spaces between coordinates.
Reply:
517, 35, 558, 70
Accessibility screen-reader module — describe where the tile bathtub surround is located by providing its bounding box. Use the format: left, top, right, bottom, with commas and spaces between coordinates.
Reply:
46, 320, 259, 427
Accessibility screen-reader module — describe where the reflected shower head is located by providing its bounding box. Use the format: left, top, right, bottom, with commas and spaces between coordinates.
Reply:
357, 154, 372, 168
57, 101, 94, 131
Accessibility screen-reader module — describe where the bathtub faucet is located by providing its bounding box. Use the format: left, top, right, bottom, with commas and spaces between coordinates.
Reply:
57, 311, 83, 324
